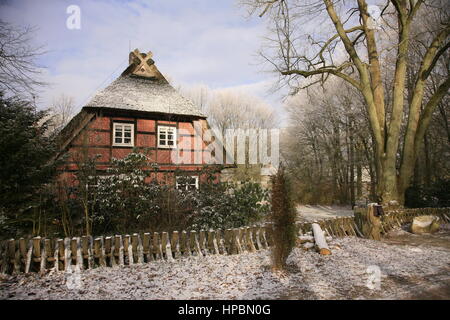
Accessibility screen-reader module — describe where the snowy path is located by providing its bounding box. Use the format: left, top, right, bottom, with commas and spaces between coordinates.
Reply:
1, 232, 449, 300
297, 205, 354, 222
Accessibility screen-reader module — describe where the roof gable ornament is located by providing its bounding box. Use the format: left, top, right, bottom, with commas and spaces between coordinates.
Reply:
122, 48, 167, 82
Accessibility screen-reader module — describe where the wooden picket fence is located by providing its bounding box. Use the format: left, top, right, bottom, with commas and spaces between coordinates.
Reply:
1, 208, 449, 275
0, 225, 275, 275
377, 207, 450, 234
0, 216, 358, 275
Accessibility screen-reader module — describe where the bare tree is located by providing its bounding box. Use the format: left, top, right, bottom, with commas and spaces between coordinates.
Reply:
283, 77, 375, 205
207, 89, 278, 131
181, 85, 278, 130
180, 83, 210, 112
49, 93, 77, 131
242, 0, 450, 205
0, 20, 46, 100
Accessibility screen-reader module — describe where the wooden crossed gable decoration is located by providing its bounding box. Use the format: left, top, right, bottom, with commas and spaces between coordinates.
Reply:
122, 48, 167, 81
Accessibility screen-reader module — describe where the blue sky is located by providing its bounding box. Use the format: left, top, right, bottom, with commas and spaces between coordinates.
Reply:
0, 0, 283, 112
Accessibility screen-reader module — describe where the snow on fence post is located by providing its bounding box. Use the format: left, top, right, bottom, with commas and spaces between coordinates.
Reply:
224, 229, 233, 254
24, 238, 33, 273
52, 239, 59, 272
70, 238, 77, 267
180, 231, 190, 257
81, 236, 88, 268
115, 235, 124, 266
189, 231, 202, 257
261, 225, 270, 248
137, 234, 145, 263
75, 237, 83, 271
252, 226, 262, 250
57, 239, 64, 271
12, 240, 21, 274
142, 233, 151, 262
238, 228, 245, 252
39, 239, 49, 273
32, 237, 42, 272
124, 235, 133, 265
216, 230, 226, 254
63, 237, 71, 272
104, 237, 112, 267
161, 232, 173, 261
170, 231, 180, 259
110, 236, 117, 267
207, 230, 219, 255
199, 230, 208, 256
87, 236, 94, 268
94, 237, 106, 267
245, 227, 256, 252
153, 232, 163, 260
232, 229, 242, 254
131, 234, 141, 263
122, 235, 129, 263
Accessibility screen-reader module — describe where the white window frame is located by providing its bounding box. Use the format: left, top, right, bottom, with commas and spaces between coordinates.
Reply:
157, 125, 177, 149
113, 122, 134, 147
175, 176, 199, 190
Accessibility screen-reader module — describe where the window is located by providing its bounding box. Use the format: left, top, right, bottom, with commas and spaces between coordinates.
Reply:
176, 176, 199, 191
113, 123, 134, 146
158, 126, 176, 148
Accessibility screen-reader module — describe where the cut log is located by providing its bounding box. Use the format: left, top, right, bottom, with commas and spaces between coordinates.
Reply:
311, 223, 331, 255
298, 235, 314, 243
411, 215, 440, 234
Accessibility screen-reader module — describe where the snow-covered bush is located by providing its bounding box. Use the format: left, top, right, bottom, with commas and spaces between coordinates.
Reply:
191, 176, 270, 230
94, 152, 162, 234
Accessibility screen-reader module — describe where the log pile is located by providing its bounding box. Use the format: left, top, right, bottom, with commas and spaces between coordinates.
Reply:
297, 224, 333, 255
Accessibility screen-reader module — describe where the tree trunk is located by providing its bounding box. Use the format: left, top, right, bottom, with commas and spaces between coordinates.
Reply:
354, 204, 382, 240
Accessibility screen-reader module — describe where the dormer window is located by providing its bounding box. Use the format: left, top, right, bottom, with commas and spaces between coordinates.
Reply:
113, 123, 134, 147
158, 126, 176, 148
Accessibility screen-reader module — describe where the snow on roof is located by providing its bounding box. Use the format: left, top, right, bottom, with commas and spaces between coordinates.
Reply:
84, 49, 206, 118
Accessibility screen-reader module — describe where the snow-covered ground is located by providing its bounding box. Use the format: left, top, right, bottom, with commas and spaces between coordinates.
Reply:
297, 205, 354, 222
1, 229, 449, 300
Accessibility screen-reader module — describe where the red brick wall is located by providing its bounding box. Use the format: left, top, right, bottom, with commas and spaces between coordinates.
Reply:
62, 113, 215, 175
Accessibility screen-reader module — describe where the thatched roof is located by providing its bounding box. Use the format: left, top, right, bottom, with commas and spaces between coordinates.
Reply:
84, 49, 206, 118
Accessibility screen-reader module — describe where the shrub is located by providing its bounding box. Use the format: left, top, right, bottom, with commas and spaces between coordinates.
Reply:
270, 166, 297, 270
191, 178, 270, 231
94, 152, 162, 234
405, 179, 450, 208
0, 93, 59, 238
